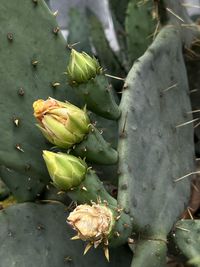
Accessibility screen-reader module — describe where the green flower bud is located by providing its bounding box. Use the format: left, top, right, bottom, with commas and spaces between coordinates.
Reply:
33, 97, 90, 149
67, 49, 102, 85
43, 151, 87, 191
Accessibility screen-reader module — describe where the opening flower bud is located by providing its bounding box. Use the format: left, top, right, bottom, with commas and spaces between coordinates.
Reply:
43, 151, 87, 191
33, 97, 90, 149
67, 203, 114, 260
67, 49, 102, 85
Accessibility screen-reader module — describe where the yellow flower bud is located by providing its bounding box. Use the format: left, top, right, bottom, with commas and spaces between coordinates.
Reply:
33, 97, 90, 148
43, 151, 87, 191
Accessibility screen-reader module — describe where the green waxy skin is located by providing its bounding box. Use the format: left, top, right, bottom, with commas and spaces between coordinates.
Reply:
157, 0, 197, 45
0, 178, 10, 201
171, 220, 200, 267
72, 126, 118, 165
109, 0, 129, 29
87, 11, 125, 82
76, 74, 121, 120
125, 0, 156, 66
40, 184, 72, 205
118, 26, 194, 266
68, 8, 92, 54
88, 113, 119, 183
67, 170, 116, 205
0, 0, 79, 200
0, 203, 132, 267
131, 240, 167, 267
0, 166, 44, 202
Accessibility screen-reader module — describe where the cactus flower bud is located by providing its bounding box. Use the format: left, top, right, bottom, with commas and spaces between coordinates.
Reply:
33, 97, 90, 148
43, 151, 87, 191
67, 204, 114, 260
67, 49, 102, 85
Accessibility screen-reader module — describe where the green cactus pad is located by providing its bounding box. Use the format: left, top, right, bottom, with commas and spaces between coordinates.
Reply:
131, 240, 167, 267
40, 184, 71, 204
87, 113, 118, 183
72, 126, 118, 165
89, 113, 118, 148
0, 178, 10, 201
172, 220, 200, 267
0, 202, 132, 267
109, 0, 129, 28
0, 166, 44, 202
87, 11, 125, 80
0, 0, 78, 199
76, 74, 121, 120
68, 170, 117, 205
125, 0, 156, 66
68, 8, 92, 54
118, 26, 194, 265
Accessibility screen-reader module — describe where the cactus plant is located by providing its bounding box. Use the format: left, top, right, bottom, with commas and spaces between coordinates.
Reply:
109, 0, 129, 28
66, 49, 121, 120
0, 166, 44, 202
87, 11, 125, 80
68, 8, 92, 54
125, 0, 157, 66
0, 0, 199, 266
170, 220, 200, 267
72, 126, 118, 165
0, 178, 10, 201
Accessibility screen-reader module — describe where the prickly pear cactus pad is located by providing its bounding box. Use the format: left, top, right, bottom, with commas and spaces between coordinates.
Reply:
68, 8, 92, 54
72, 126, 118, 165
157, 0, 198, 45
109, 0, 129, 28
87, 12, 124, 79
125, 0, 156, 65
0, 178, 10, 201
171, 220, 200, 267
118, 26, 194, 266
0, 203, 132, 267
0, 0, 77, 197
0, 166, 44, 202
